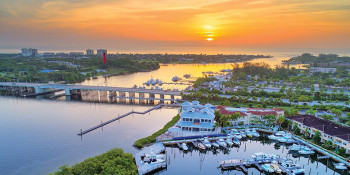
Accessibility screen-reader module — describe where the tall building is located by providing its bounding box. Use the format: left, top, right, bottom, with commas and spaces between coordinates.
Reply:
97, 49, 107, 56
86, 49, 94, 55
21, 48, 38, 57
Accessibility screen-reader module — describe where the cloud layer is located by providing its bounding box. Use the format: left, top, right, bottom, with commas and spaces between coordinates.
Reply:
0, 0, 349, 50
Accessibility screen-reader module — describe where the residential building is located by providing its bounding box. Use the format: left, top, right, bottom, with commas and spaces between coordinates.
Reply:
309, 67, 336, 74
287, 115, 350, 153
97, 49, 107, 56
86, 49, 94, 55
41, 52, 55, 58
68, 52, 84, 57
216, 106, 284, 125
21, 48, 38, 57
177, 101, 215, 132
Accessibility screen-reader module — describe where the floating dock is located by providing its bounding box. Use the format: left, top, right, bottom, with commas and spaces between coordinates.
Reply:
134, 142, 167, 175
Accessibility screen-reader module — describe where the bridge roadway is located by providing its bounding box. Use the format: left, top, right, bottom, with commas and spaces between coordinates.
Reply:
0, 82, 183, 96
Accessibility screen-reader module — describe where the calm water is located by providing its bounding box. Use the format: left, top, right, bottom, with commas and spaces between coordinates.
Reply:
78, 57, 306, 91
1, 53, 350, 175
0, 96, 178, 175
162, 136, 347, 175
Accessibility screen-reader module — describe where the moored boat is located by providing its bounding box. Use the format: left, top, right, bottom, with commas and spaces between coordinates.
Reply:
217, 138, 227, 147
181, 143, 188, 151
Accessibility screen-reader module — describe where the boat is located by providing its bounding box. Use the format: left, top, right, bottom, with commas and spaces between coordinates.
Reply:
217, 138, 227, 147
277, 137, 287, 143
212, 141, 220, 148
289, 144, 308, 151
143, 154, 166, 164
251, 152, 271, 162
202, 137, 212, 148
246, 129, 253, 138
232, 139, 240, 145
172, 76, 180, 82
275, 131, 286, 136
239, 130, 246, 138
181, 143, 188, 151
252, 128, 260, 137
197, 141, 207, 150
270, 164, 282, 174
261, 164, 275, 173
333, 163, 348, 170
183, 74, 191, 78
298, 148, 315, 155
290, 168, 306, 174
158, 80, 163, 86
225, 137, 234, 146
232, 130, 242, 139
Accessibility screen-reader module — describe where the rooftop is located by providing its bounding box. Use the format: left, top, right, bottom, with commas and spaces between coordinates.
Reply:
287, 115, 350, 142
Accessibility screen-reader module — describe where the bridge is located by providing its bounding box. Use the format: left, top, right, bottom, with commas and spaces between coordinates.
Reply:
0, 82, 183, 102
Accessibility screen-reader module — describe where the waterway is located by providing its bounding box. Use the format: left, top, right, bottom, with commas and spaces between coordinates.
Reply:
0, 55, 348, 175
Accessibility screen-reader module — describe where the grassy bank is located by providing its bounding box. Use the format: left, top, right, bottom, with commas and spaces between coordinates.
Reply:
50, 148, 137, 175
134, 114, 180, 148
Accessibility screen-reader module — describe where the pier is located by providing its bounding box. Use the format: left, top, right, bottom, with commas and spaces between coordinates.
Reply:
78, 104, 165, 136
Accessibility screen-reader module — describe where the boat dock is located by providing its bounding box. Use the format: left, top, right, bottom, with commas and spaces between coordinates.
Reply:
78, 104, 164, 136
220, 158, 295, 174
162, 134, 227, 146
134, 142, 167, 175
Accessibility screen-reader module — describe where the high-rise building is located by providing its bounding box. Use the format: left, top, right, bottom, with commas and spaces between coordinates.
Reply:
21, 48, 38, 57
97, 49, 107, 56
86, 49, 94, 55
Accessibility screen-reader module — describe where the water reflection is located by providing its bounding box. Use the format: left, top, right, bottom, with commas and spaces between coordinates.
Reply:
162, 134, 348, 175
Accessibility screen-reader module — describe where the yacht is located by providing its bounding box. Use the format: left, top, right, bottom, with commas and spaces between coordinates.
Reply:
239, 130, 247, 138
275, 131, 286, 136
246, 129, 253, 138
217, 138, 227, 147
261, 164, 275, 173
225, 137, 234, 146
252, 128, 260, 137
290, 168, 306, 174
197, 141, 207, 150
232, 139, 240, 145
212, 141, 220, 148
333, 163, 347, 170
270, 164, 282, 174
172, 76, 180, 82
202, 137, 212, 148
298, 148, 315, 155
268, 134, 280, 140
232, 130, 242, 139
289, 144, 308, 151
181, 143, 188, 151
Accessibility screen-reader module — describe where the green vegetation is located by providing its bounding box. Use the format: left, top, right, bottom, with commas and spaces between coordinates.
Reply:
0, 54, 159, 84
193, 77, 218, 88
50, 148, 137, 175
134, 114, 180, 148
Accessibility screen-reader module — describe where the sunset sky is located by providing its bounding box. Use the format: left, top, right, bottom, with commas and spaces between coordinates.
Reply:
0, 0, 350, 51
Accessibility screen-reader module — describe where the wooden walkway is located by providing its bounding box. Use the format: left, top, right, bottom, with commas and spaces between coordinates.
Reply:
77, 104, 164, 136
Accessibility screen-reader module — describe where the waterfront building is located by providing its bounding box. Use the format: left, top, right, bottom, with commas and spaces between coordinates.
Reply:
97, 49, 107, 56
178, 101, 215, 132
309, 67, 336, 74
216, 106, 284, 125
21, 48, 38, 57
287, 115, 350, 153
86, 49, 94, 55
41, 52, 55, 58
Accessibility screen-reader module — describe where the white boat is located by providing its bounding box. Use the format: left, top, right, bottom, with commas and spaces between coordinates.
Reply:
298, 148, 315, 155
225, 137, 234, 146
232, 131, 242, 140
181, 143, 188, 151
275, 131, 286, 136
277, 137, 287, 143
212, 141, 220, 148
333, 163, 347, 170
262, 164, 275, 173
202, 137, 212, 148
197, 141, 207, 150
290, 168, 305, 174
232, 139, 240, 145
268, 135, 280, 140
251, 128, 260, 137
289, 144, 308, 151
239, 130, 247, 138
217, 138, 227, 147
246, 129, 253, 138
251, 152, 271, 162
270, 164, 282, 174
143, 154, 166, 164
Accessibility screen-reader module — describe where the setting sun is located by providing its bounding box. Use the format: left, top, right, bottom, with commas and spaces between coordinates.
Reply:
206, 38, 213, 41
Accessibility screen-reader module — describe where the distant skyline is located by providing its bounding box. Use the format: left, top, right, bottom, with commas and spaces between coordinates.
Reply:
1, 0, 350, 50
